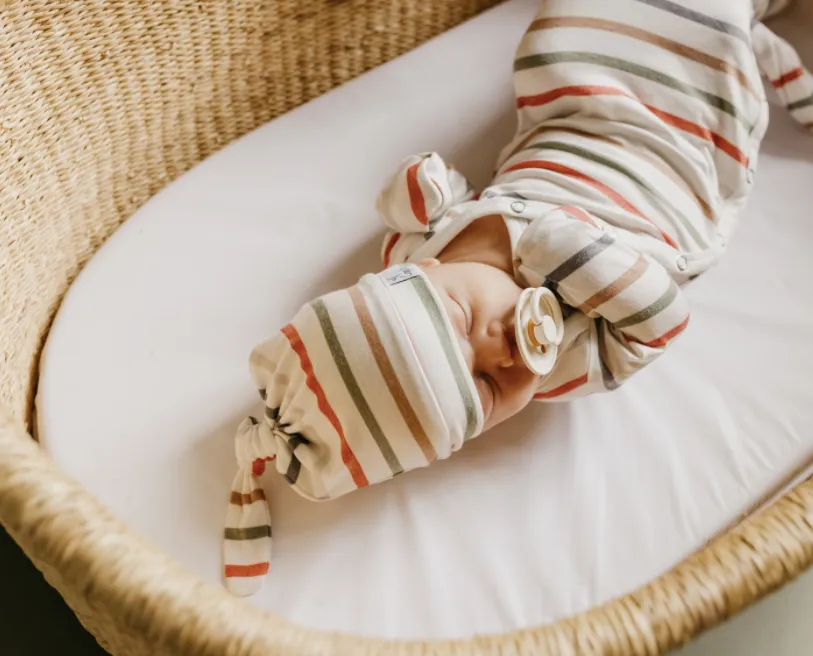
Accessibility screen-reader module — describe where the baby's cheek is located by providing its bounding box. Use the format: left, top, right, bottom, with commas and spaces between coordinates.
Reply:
505, 373, 541, 414
481, 377, 534, 431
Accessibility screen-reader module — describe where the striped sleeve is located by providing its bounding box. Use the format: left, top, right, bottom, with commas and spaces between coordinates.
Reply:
752, 22, 813, 131
515, 206, 690, 400
376, 153, 475, 267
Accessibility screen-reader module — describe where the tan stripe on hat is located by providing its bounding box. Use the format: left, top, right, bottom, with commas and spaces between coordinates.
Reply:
312, 298, 405, 476
349, 285, 437, 463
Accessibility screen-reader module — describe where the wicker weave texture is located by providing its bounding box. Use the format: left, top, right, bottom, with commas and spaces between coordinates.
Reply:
2, 0, 813, 654
0, 0, 497, 424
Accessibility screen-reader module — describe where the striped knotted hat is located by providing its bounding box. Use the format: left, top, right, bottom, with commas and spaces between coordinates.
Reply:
224, 264, 483, 596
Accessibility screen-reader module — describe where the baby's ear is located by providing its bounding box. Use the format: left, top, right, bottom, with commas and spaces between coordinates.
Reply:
418, 258, 441, 269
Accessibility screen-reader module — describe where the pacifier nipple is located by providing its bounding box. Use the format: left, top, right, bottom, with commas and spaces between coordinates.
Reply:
514, 287, 564, 376
533, 315, 558, 346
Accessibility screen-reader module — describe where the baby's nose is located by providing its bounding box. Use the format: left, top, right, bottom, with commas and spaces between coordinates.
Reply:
486, 321, 514, 368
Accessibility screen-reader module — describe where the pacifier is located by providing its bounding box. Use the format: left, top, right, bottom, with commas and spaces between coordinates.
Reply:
514, 287, 564, 376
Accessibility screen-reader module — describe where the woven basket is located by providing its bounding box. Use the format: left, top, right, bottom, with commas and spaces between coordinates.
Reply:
2, 1, 812, 654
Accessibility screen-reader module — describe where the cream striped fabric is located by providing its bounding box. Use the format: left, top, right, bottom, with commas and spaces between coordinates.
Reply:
380, 0, 811, 401
224, 265, 482, 596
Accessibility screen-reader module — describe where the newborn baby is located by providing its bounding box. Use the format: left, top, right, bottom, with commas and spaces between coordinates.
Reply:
224, 0, 812, 595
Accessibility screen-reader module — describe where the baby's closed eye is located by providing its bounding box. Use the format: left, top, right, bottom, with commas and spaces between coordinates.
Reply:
452, 297, 472, 335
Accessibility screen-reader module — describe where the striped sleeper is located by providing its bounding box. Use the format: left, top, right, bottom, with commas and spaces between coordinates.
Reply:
379, 0, 811, 401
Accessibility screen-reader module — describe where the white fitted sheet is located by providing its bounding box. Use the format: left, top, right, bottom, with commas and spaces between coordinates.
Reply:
36, 0, 813, 640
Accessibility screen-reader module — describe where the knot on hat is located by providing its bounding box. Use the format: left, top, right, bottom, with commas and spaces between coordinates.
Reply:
234, 414, 284, 476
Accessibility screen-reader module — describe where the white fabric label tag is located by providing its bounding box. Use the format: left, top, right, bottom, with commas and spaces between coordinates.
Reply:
381, 265, 420, 287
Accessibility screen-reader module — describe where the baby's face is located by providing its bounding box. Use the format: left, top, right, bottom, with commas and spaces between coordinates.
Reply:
421, 259, 541, 431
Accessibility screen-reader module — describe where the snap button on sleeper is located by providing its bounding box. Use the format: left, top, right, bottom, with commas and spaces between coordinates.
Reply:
510, 200, 526, 214
676, 255, 688, 271
746, 168, 755, 184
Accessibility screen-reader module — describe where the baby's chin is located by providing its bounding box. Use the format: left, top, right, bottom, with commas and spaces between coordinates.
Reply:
482, 376, 541, 432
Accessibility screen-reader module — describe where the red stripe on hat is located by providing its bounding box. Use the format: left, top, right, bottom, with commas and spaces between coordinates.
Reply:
516, 85, 748, 167
503, 160, 678, 248
772, 67, 804, 88
281, 324, 369, 488
252, 456, 274, 477
629, 315, 690, 348
406, 162, 429, 225
534, 373, 589, 400
382, 232, 401, 268
224, 562, 270, 578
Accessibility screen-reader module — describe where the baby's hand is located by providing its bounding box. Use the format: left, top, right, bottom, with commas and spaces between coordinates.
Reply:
375, 152, 474, 234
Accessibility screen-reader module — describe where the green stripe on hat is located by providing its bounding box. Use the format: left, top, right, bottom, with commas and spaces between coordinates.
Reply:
312, 299, 404, 476
788, 94, 813, 112
224, 525, 272, 540
408, 275, 480, 441
349, 285, 438, 463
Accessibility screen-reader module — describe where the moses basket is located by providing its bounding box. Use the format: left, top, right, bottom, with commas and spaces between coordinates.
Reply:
2, 1, 812, 654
